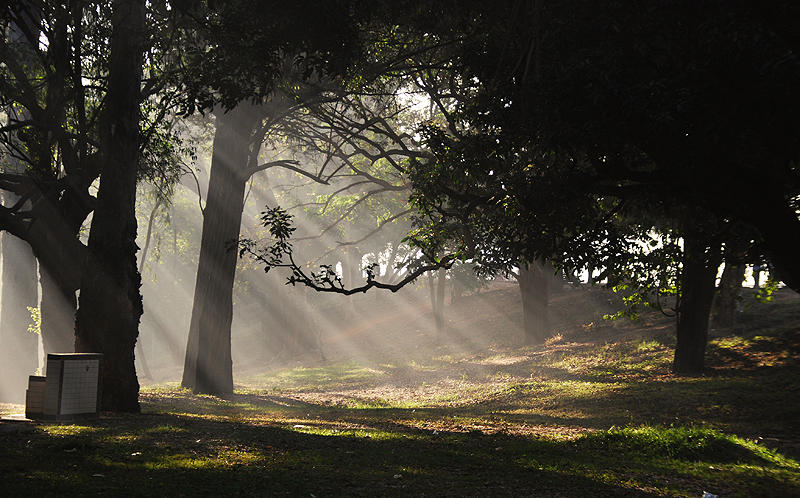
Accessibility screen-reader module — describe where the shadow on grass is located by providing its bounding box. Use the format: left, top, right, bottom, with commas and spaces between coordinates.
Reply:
2, 408, 796, 497
0, 412, 647, 496
145, 355, 800, 445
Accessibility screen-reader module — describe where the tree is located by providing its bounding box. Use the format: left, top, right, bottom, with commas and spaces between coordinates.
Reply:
401, 1, 800, 373
0, 2, 96, 357
181, 103, 263, 394
176, 0, 437, 394
74, 0, 147, 412
516, 261, 551, 345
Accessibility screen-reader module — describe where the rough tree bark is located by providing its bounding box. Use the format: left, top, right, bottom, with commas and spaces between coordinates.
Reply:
673, 231, 722, 375
182, 104, 262, 395
518, 261, 550, 344
74, 0, 145, 412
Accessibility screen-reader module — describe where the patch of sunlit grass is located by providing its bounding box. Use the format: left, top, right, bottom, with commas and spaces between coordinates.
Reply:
287, 423, 419, 441
0, 402, 23, 416
142, 453, 224, 470
509, 424, 800, 496
144, 425, 189, 434
577, 426, 796, 465
540, 339, 673, 380
102, 433, 140, 443
636, 339, 661, 351
338, 397, 421, 409
39, 424, 102, 436
244, 362, 384, 391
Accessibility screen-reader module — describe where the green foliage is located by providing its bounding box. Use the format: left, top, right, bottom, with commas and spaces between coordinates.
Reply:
396, 0, 800, 296
237, 206, 296, 275
755, 278, 781, 303
173, 1, 365, 114
26, 306, 41, 335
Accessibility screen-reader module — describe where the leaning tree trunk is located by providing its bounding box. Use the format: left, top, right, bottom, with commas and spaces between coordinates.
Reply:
518, 261, 550, 344
182, 105, 262, 395
0, 231, 39, 403
74, 0, 145, 413
673, 232, 722, 375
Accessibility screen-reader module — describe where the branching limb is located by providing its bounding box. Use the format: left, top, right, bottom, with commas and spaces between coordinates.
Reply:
238, 205, 455, 295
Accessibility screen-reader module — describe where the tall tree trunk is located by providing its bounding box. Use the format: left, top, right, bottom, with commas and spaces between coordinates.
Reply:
429, 268, 446, 334
0, 231, 39, 403
713, 261, 745, 328
673, 232, 721, 375
182, 105, 261, 395
518, 261, 549, 344
74, 0, 145, 412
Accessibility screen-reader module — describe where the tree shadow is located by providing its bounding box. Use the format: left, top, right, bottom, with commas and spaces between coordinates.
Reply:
0, 410, 721, 497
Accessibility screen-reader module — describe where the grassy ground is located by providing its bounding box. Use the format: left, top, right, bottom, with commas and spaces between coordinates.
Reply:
1, 285, 798, 496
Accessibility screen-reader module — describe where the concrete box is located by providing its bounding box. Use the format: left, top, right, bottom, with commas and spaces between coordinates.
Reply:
25, 353, 103, 420
25, 376, 46, 419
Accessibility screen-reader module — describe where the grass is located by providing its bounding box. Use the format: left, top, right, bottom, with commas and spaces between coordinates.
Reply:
1, 286, 799, 496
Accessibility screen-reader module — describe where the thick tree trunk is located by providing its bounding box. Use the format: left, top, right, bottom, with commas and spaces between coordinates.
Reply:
518, 261, 549, 344
182, 105, 261, 395
712, 261, 745, 328
74, 0, 145, 413
0, 231, 39, 403
673, 233, 721, 375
